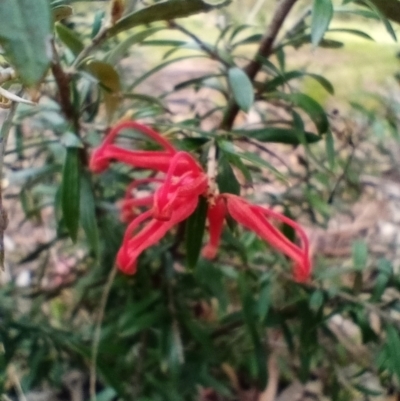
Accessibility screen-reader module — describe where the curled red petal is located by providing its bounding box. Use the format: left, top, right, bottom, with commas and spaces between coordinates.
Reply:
90, 146, 177, 174
116, 197, 199, 274
89, 120, 190, 174
202, 195, 226, 260
153, 152, 207, 220
119, 196, 154, 223
104, 120, 177, 152
224, 194, 312, 281
119, 177, 163, 221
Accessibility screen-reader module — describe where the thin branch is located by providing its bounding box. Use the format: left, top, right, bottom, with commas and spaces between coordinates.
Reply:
169, 21, 230, 67
239, 136, 292, 171
51, 41, 79, 132
220, 0, 299, 130
71, 26, 110, 70
90, 266, 118, 401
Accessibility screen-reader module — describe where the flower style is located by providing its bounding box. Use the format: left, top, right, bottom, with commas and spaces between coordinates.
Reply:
89, 120, 192, 175
119, 177, 162, 223
90, 120, 312, 281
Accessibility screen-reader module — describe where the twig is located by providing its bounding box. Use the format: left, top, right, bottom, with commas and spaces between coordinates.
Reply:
240, 136, 292, 170
51, 41, 79, 132
220, 0, 299, 130
169, 21, 230, 67
71, 26, 110, 70
90, 265, 118, 401
327, 138, 355, 204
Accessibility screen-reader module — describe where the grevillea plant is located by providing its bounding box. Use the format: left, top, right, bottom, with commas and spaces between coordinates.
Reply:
1, 0, 400, 400
90, 120, 312, 280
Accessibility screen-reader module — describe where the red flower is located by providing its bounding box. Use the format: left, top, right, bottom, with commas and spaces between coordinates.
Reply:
201, 194, 311, 281
116, 197, 199, 274
90, 120, 312, 281
153, 152, 207, 221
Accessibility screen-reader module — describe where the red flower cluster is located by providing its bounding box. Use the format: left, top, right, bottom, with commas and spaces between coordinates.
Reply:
89, 120, 312, 281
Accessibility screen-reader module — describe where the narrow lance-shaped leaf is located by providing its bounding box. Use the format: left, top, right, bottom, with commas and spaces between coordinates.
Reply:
325, 129, 335, 169
234, 127, 321, 145
108, 0, 231, 37
0, 0, 52, 85
55, 22, 84, 56
352, 240, 368, 271
238, 273, 268, 389
311, 0, 333, 46
368, 0, 400, 25
62, 148, 81, 242
84, 60, 121, 122
361, 0, 396, 41
265, 70, 334, 94
185, 196, 208, 269
106, 27, 164, 64
275, 92, 329, 135
80, 172, 100, 259
217, 153, 240, 195
228, 67, 254, 113
386, 325, 400, 381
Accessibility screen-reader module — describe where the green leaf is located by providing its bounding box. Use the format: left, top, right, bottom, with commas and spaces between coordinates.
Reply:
258, 282, 271, 323
61, 148, 81, 242
123, 93, 166, 109
217, 153, 240, 195
91, 10, 105, 38
363, 0, 397, 40
234, 127, 321, 144
80, 172, 100, 259
309, 290, 324, 312
325, 129, 335, 168
83, 60, 121, 121
106, 27, 164, 64
61, 131, 83, 148
265, 71, 334, 94
238, 273, 268, 389
0, 0, 52, 85
352, 240, 368, 271
311, 0, 333, 46
223, 151, 253, 186
185, 197, 208, 269
276, 92, 329, 135
367, 0, 400, 26
371, 258, 392, 302
328, 28, 374, 41
52, 5, 73, 22
228, 67, 254, 113
108, 0, 231, 37
130, 55, 206, 90
352, 384, 383, 397
218, 139, 288, 183
84, 60, 120, 92
386, 325, 400, 381
55, 22, 84, 56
